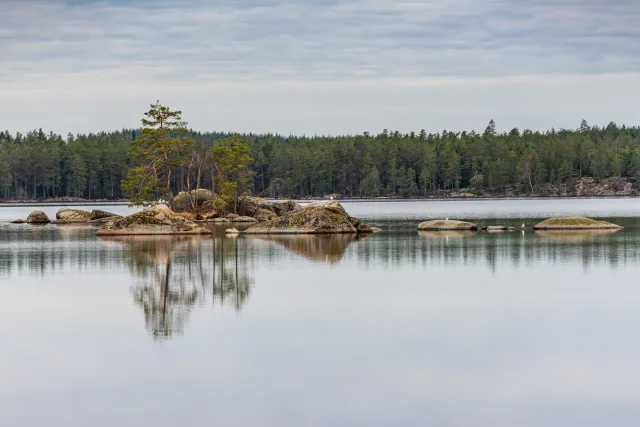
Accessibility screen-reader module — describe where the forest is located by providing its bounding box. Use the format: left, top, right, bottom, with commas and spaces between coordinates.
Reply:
0, 119, 639, 200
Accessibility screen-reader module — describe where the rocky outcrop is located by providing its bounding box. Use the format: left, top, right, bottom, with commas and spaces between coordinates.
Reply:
173, 189, 216, 212
243, 201, 372, 234
270, 200, 300, 217
417, 220, 478, 231
96, 204, 211, 235
533, 217, 622, 230
55, 208, 91, 223
575, 177, 634, 197
27, 210, 50, 224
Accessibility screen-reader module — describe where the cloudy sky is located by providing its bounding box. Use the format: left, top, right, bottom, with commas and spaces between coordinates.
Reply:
1, 0, 638, 135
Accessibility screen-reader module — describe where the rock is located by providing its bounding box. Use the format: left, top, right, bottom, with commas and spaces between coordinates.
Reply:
96, 204, 211, 235
89, 216, 122, 224
90, 209, 121, 221
533, 217, 623, 230
484, 226, 514, 232
11, 219, 26, 224
370, 227, 383, 233
243, 201, 372, 234
232, 216, 259, 223
270, 200, 300, 217
56, 208, 91, 223
225, 228, 240, 234
236, 196, 273, 217
226, 213, 240, 220
417, 220, 478, 231
172, 189, 216, 212
27, 210, 50, 224
211, 217, 232, 223
254, 208, 278, 222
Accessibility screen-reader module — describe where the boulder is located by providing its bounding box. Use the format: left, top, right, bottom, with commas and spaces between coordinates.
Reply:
90, 209, 122, 221
243, 201, 372, 234
270, 200, 301, 217
533, 217, 622, 230
236, 196, 273, 217
225, 228, 240, 235
483, 226, 514, 231
172, 189, 216, 212
226, 213, 240, 220
27, 210, 50, 224
56, 208, 91, 223
11, 219, 26, 224
96, 204, 211, 235
417, 220, 478, 231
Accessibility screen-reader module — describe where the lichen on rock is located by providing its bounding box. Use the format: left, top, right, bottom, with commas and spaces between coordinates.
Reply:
27, 210, 50, 224
55, 208, 92, 223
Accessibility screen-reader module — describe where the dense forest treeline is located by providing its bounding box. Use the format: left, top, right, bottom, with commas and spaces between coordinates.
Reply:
1, 119, 639, 200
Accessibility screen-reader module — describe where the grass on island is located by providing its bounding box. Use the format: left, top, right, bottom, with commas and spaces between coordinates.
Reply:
533, 216, 622, 230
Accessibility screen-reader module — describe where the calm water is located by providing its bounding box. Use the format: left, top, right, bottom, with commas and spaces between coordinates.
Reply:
2, 199, 640, 427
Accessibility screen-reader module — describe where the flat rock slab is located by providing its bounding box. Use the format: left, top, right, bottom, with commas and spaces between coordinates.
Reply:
56, 208, 91, 222
484, 226, 515, 231
533, 216, 622, 230
417, 220, 478, 231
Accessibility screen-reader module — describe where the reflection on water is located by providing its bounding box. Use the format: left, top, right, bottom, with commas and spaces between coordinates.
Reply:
256, 234, 368, 264
100, 236, 253, 340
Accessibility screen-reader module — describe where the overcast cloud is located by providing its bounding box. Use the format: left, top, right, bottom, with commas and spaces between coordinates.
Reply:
1, 0, 638, 135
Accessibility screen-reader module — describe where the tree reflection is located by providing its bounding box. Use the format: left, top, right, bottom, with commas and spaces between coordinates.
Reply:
99, 235, 253, 341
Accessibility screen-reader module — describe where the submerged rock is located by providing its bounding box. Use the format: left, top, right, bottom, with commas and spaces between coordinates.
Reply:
55, 208, 91, 223
243, 201, 372, 234
484, 225, 515, 232
533, 217, 622, 230
27, 210, 50, 224
96, 204, 210, 235
417, 220, 478, 231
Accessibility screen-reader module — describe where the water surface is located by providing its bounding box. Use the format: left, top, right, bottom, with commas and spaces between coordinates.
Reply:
2, 199, 640, 427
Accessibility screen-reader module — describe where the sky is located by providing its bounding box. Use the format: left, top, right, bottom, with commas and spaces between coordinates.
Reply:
1, 0, 639, 135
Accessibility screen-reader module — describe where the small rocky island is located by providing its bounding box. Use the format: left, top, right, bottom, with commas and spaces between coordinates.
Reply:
417, 219, 478, 231
96, 204, 210, 235
533, 216, 622, 230
242, 201, 373, 234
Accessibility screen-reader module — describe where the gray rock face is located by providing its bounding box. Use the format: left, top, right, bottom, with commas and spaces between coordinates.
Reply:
96, 204, 211, 235
27, 211, 50, 224
236, 196, 273, 217
243, 201, 372, 234
56, 208, 91, 222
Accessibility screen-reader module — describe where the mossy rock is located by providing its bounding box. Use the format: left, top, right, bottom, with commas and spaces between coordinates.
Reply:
243, 201, 372, 234
236, 196, 274, 217
533, 216, 622, 230
27, 210, 50, 224
417, 219, 478, 231
96, 204, 211, 235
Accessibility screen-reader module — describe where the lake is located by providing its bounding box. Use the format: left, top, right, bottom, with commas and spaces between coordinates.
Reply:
2, 198, 640, 427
